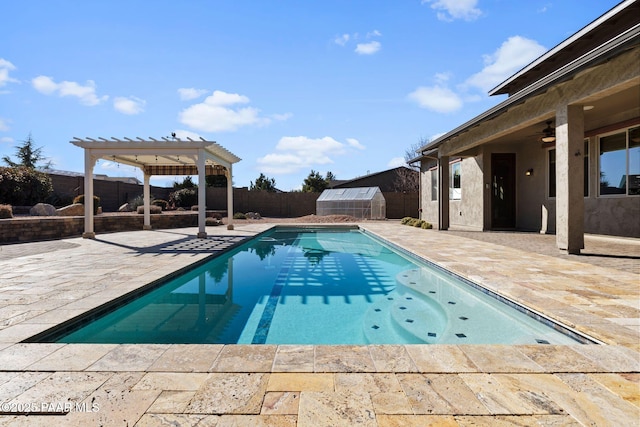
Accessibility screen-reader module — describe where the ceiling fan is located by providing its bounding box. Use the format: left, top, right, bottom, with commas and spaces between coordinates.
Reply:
540, 120, 556, 144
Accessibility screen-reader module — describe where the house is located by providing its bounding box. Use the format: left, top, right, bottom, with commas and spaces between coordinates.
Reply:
416, 0, 640, 253
328, 166, 419, 192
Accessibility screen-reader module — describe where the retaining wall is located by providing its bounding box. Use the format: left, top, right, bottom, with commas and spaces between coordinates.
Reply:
0, 213, 198, 244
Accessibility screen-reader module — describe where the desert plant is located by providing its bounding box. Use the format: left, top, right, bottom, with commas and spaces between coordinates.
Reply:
400, 216, 413, 225
170, 188, 198, 208
73, 194, 101, 215
0, 204, 13, 219
233, 212, 247, 220
152, 199, 168, 210
413, 219, 425, 228
421, 221, 433, 229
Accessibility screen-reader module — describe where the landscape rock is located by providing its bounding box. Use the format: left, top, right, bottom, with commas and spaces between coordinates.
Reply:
29, 203, 57, 216
57, 203, 84, 216
118, 203, 133, 212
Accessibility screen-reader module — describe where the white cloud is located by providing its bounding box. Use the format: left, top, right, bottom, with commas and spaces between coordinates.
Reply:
423, 0, 482, 21
355, 41, 381, 55
32, 75, 108, 106
346, 138, 365, 150
0, 59, 18, 88
271, 112, 293, 121
114, 96, 146, 115
179, 90, 274, 132
257, 136, 353, 175
465, 36, 547, 92
0, 136, 13, 144
408, 85, 463, 113
335, 31, 382, 55
0, 117, 9, 131
32, 76, 58, 94
387, 157, 406, 168
334, 34, 350, 46
178, 87, 208, 101
98, 160, 119, 170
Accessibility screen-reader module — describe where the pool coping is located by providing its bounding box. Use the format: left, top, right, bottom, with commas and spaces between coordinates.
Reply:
0, 222, 638, 425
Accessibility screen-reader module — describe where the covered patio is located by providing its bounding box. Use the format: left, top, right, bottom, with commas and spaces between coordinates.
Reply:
71, 136, 241, 239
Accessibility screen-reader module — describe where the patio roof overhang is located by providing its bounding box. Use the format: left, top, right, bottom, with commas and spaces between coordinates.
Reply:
70, 136, 241, 239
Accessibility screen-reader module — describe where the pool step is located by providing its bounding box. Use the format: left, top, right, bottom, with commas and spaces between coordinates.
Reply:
363, 289, 446, 344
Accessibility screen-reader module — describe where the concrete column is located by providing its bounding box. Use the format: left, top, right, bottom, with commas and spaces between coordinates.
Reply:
226, 166, 234, 230
555, 104, 585, 254
197, 150, 207, 238
143, 173, 151, 230
82, 150, 97, 238
438, 155, 450, 230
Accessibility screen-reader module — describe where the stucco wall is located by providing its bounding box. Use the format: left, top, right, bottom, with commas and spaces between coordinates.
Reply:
449, 155, 484, 231
419, 156, 484, 230
419, 160, 439, 226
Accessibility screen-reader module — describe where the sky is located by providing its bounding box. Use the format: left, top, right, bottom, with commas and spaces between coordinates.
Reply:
0, 0, 622, 190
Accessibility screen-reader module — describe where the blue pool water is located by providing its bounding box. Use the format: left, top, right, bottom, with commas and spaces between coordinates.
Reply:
50, 227, 587, 345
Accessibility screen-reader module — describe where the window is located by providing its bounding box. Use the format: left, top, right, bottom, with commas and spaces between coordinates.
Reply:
547, 139, 589, 198
599, 126, 640, 196
450, 160, 461, 200
430, 168, 437, 201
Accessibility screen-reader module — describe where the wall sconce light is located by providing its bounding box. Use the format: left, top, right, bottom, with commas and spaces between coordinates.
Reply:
525, 168, 534, 176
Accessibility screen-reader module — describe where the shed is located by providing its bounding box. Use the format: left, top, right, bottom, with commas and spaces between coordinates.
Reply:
316, 187, 386, 219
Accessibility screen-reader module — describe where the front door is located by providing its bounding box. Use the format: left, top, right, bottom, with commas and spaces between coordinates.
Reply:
491, 153, 516, 229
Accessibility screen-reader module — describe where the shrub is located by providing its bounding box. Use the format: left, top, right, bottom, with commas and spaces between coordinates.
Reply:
73, 194, 101, 215
170, 188, 198, 208
152, 199, 168, 210
0, 204, 13, 219
137, 205, 162, 214
233, 212, 247, 220
129, 194, 144, 210
400, 216, 413, 225
413, 219, 425, 228
421, 221, 433, 229
0, 166, 53, 206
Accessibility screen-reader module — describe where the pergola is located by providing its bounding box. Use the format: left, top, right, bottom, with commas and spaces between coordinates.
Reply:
70, 136, 241, 239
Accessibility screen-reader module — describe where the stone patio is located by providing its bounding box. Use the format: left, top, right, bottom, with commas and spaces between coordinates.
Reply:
0, 222, 637, 426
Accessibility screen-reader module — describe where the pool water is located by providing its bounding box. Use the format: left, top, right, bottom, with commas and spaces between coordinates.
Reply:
52, 227, 586, 345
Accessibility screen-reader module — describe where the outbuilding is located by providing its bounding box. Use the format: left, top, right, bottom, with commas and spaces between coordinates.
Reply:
316, 187, 386, 219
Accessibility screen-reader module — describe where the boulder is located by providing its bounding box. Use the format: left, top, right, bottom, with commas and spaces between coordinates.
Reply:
57, 203, 84, 216
29, 203, 57, 216
118, 203, 132, 212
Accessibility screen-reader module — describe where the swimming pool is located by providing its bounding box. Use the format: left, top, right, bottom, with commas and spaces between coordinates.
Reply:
37, 226, 591, 345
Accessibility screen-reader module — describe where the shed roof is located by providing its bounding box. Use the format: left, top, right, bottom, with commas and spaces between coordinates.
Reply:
317, 187, 382, 202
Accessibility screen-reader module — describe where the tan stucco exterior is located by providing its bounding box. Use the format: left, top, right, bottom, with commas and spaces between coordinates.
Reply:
418, 35, 640, 244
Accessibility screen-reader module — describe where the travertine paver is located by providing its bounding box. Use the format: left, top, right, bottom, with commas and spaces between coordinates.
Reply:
0, 223, 637, 425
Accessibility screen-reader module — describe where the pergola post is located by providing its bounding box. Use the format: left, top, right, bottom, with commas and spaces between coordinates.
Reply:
143, 173, 152, 230
82, 150, 97, 239
226, 166, 234, 230
197, 149, 207, 238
